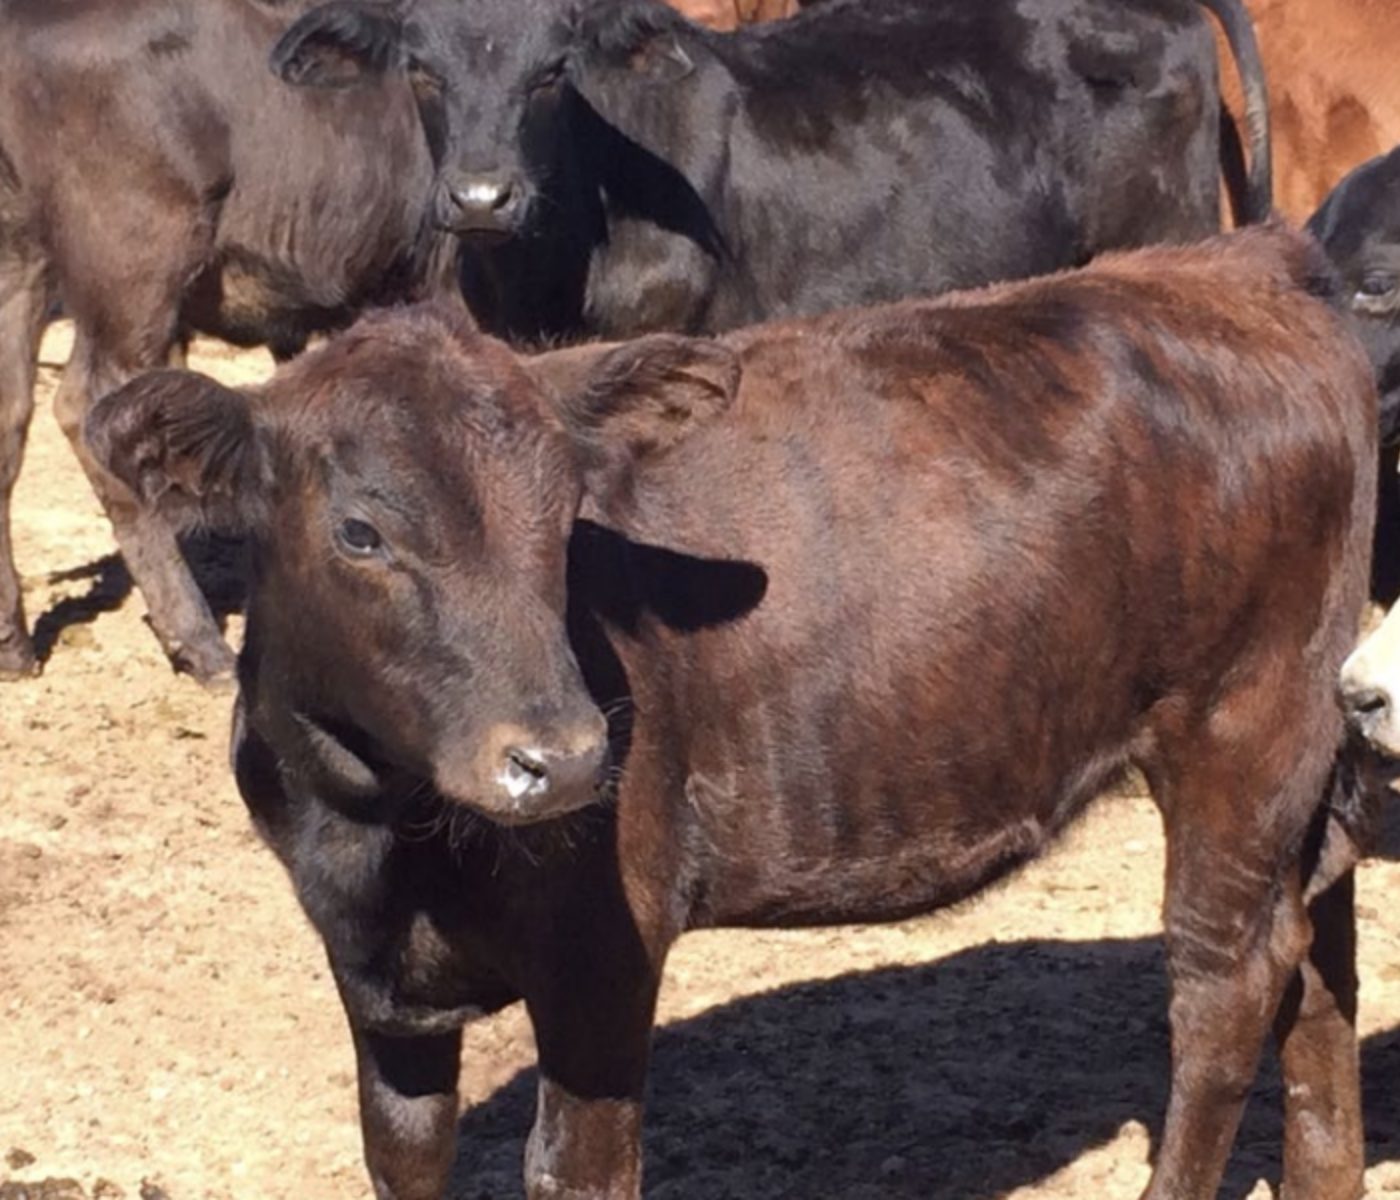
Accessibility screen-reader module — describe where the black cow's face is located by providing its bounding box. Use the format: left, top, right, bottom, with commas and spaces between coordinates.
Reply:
272, 0, 712, 239
1309, 148, 1400, 442
84, 306, 739, 825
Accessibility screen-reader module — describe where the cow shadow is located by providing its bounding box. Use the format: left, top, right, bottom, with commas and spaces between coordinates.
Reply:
448, 936, 1400, 1199
31, 534, 247, 664
32, 553, 132, 663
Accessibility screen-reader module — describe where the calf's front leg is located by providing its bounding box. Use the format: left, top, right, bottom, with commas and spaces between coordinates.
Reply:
525, 1075, 645, 1200
522, 967, 661, 1200
350, 1025, 463, 1200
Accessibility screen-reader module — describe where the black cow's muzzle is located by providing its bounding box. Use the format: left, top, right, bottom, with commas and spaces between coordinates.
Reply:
437, 171, 528, 238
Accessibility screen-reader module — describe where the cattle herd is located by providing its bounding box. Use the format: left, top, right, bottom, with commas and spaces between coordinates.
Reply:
4, 0, 1400, 1197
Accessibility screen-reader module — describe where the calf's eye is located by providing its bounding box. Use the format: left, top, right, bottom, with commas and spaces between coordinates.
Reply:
338, 518, 383, 558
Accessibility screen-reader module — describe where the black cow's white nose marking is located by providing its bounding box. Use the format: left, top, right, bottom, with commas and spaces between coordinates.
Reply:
445, 173, 525, 235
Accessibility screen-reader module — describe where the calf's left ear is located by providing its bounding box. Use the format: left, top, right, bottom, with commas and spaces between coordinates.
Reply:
535, 334, 741, 465
85, 371, 268, 534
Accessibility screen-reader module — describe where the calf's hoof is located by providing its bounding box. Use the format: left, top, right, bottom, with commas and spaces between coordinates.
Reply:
0, 631, 40, 681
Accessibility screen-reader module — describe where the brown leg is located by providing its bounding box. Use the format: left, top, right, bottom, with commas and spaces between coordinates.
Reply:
522, 954, 661, 1200
53, 333, 235, 683
1141, 711, 1343, 1200
525, 1077, 645, 1200
1274, 860, 1364, 1200
0, 235, 49, 678
44, 164, 234, 683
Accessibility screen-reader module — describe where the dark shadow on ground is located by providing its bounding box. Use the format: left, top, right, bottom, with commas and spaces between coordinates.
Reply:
32, 554, 132, 663
449, 937, 1400, 1199
32, 535, 247, 665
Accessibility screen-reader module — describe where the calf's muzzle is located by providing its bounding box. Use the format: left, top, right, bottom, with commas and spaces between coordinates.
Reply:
437, 711, 610, 824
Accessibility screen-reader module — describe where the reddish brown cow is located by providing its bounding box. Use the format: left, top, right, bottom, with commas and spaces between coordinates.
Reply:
665, 0, 800, 27
1219, 0, 1400, 222
87, 226, 1375, 1200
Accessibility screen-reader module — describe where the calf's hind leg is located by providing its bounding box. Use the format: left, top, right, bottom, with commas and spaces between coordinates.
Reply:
1141, 702, 1355, 1200
1272, 804, 1365, 1200
0, 231, 49, 678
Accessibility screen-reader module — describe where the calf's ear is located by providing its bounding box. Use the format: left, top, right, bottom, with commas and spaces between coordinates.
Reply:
84, 371, 268, 534
271, 1, 406, 88
535, 334, 740, 471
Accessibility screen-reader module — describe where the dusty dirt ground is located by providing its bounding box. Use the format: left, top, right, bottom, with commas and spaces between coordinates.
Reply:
2, 325, 1399, 1200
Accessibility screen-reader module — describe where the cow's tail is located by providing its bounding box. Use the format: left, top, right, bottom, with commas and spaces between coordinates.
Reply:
1197, 0, 1272, 225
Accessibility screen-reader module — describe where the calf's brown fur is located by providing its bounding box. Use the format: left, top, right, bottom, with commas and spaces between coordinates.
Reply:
88, 226, 1376, 1200
0, 0, 456, 683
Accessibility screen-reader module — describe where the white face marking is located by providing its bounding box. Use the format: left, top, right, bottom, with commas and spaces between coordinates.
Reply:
1341, 602, 1400, 756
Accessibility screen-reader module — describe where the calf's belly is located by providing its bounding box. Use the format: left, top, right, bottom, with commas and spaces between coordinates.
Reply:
680, 748, 1134, 929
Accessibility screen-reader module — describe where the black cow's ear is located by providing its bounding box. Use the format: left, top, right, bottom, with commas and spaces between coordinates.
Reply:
537, 335, 741, 472
85, 371, 269, 534
271, 1, 406, 88
573, 2, 696, 85
624, 33, 695, 84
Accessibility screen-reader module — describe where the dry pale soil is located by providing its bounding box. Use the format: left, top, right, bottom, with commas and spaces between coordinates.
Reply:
2, 326, 1398, 1200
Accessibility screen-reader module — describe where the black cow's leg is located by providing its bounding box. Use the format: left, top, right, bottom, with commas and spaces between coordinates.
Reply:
53, 330, 235, 684
1140, 710, 1342, 1200
0, 228, 49, 679
350, 1024, 463, 1200
1273, 865, 1364, 1200
523, 972, 661, 1199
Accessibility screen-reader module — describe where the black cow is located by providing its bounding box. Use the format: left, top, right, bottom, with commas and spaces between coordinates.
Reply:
1309, 148, 1400, 439
87, 226, 1374, 1200
1307, 147, 1400, 603
0, 0, 459, 684
273, 0, 1271, 343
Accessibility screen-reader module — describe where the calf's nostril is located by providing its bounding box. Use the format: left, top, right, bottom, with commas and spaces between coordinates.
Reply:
501, 747, 550, 800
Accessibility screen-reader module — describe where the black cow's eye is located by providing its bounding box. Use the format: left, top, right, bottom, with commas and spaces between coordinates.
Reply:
1358, 272, 1398, 298
338, 518, 383, 558
529, 59, 566, 95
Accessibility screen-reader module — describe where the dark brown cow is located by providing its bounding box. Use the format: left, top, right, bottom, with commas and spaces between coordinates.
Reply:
0, 0, 458, 685
87, 225, 1375, 1200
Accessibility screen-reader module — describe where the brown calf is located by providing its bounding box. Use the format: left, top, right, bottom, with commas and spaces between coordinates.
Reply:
88, 226, 1375, 1200
0, 0, 456, 685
